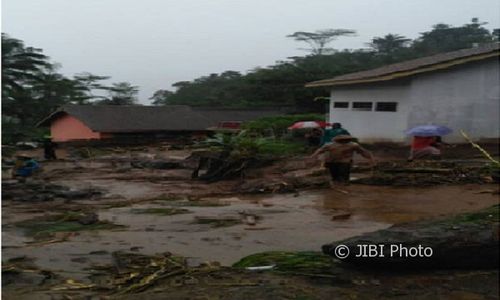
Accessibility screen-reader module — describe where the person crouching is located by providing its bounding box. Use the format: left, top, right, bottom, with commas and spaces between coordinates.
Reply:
310, 135, 375, 186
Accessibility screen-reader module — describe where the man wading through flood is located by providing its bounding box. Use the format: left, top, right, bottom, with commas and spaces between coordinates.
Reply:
310, 135, 375, 192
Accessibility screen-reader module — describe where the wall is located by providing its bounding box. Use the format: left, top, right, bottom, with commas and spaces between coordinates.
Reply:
407, 58, 499, 142
51, 114, 103, 142
329, 80, 412, 142
329, 58, 499, 143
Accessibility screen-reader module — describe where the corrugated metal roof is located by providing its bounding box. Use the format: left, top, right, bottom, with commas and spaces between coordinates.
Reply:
306, 43, 500, 87
38, 105, 284, 132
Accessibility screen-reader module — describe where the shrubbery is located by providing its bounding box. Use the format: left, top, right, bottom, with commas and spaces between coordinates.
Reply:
241, 113, 325, 137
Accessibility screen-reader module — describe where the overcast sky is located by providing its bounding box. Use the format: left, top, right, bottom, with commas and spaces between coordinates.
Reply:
2, 0, 500, 104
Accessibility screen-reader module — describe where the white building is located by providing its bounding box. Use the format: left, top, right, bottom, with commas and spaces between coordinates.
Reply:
306, 43, 500, 142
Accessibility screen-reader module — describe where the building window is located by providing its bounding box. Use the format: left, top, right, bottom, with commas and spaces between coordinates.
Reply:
352, 102, 373, 111
333, 102, 349, 109
376, 102, 398, 112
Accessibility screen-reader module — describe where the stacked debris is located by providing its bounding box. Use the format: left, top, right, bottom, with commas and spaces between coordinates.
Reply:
82, 252, 224, 294
352, 160, 490, 186
130, 159, 185, 170
2, 180, 103, 202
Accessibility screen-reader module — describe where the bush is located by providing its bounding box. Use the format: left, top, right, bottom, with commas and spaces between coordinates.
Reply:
242, 113, 325, 137
202, 133, 306, 158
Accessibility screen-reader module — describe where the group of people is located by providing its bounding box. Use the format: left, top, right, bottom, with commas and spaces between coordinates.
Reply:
306, 123, 375, 188
305, 123, 350, 147
306, 123, 447, 189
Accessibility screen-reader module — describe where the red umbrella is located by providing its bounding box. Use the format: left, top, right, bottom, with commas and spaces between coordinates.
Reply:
288, 121, 329, 130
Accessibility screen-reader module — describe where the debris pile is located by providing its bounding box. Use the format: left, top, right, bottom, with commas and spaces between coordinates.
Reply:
235, 179, 298, 194
2, 180, 103, 202
16, 212, 124, 242
130, 159, 185, 170
84, 252, 224, 294
352, 160, 489, 186
2, 256, 57, 287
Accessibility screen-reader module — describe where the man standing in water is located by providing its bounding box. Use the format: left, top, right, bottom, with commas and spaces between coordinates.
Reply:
310, 135, 375, 188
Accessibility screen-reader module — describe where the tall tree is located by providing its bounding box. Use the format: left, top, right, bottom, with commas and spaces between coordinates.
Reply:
412, 18, 496, 55
150, 89, 174, 105
287, 29, 356, 55
1, 33, 49, 97
99, 82, 139, 105
369, 34, 411, 55
72, 72, 111, 104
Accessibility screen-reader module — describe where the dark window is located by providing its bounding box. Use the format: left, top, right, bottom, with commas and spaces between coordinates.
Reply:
376, 102, 398, 112
333, 102, 349, 109
352, 102, 373, 111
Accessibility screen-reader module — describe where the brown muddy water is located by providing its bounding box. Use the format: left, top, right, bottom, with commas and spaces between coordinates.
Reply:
2, 182, 498, 282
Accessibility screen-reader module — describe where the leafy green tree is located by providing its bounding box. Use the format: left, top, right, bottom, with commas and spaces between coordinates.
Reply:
72, 72, 111, 103
1, 33, 49, 97
287, 29, 356, 55
99, 82, 139, 105
369, 34, 411, 54
412, 18, 496, 55
150, 89, 174, 105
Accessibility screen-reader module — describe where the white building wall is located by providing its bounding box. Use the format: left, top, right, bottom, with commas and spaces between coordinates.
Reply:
407, 59, 499, 142
329, 58, 499, 143
329, 81, 412, 142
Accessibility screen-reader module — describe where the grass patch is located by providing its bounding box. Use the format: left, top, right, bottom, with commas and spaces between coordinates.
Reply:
233, 251, 334, 275
16, 212, 125, 239
441, 204, 499, 226
257, 140, 305, 156
131, 207, 191, 216
242, 114, 324, 136
193, 216, 242, 228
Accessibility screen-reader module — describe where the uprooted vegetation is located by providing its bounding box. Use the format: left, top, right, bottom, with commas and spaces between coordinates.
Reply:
352, 160, 491, 186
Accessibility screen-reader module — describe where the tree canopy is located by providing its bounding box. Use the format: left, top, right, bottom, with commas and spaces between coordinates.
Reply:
2, 18, 498, 143
151, 18, 498, 112
1, 33, 140, 142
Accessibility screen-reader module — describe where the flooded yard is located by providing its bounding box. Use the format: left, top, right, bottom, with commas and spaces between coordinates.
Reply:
2, 151, 499, 299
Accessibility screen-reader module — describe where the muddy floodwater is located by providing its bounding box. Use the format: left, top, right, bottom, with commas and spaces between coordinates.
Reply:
3, 179, 498, 282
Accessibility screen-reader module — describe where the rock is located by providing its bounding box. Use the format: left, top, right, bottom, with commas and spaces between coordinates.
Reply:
77, 212, 99, 225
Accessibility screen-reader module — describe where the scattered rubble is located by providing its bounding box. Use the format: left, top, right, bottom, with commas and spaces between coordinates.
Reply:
2, 180, 103, 202
16, 212, 125, 241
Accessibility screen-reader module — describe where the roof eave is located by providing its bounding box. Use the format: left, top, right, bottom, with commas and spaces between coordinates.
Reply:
305, 51, 500, 88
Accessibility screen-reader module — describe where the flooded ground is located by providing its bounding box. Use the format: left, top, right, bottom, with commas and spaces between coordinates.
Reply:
2, 148, 499, 299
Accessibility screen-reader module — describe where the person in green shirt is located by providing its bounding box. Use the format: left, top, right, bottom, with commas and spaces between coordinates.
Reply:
321, 123, 350, 145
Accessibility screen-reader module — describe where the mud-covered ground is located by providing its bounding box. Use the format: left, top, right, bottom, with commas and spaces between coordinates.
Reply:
2, 145, 499, 299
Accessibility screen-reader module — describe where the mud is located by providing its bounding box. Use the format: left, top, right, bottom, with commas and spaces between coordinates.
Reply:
2, 146, 500, 299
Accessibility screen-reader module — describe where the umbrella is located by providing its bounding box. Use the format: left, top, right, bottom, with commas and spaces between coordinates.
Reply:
405, 125, 452, 136
288, 121, 329, 130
